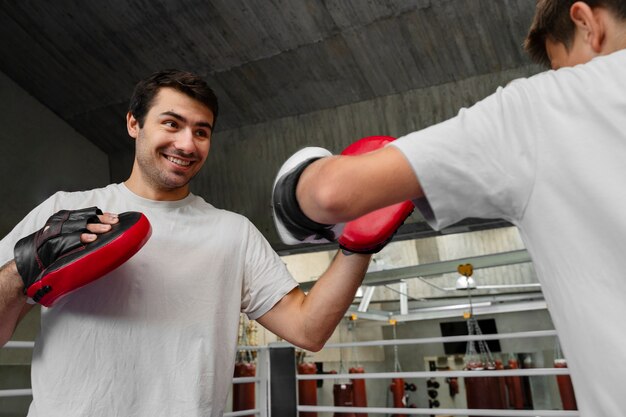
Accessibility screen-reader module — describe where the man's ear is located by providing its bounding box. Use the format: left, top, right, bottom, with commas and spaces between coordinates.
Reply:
126, 112, 139, 139
570, 1, 605, 53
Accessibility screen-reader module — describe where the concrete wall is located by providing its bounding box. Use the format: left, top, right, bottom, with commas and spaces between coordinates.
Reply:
188, 65, 541, 248
0, 70, 110, 239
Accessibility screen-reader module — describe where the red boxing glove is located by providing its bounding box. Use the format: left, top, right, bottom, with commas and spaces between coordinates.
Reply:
338, 136, 414, 254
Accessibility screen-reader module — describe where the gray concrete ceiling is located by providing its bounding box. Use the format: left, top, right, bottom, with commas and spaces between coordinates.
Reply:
0, 0, 543, 253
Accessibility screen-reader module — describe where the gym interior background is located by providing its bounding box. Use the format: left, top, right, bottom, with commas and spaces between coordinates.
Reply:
0, 1, 576, 416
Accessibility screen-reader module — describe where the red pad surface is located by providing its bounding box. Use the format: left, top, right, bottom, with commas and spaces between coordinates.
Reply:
26, 212, 152, 307
338, 136, 414, 253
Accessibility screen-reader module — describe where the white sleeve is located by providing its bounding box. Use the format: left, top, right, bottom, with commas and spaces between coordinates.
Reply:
240, 220, 298, 320
391, 80, 538, 230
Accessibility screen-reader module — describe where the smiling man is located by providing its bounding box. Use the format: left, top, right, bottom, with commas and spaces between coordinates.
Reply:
126, 85, 214, 200
0, 69, 377, 416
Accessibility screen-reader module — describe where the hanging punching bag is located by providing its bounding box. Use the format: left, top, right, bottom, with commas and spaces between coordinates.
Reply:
233, 361, 256, 417
297, 362, 318, 417
349, 367, 367, 417
554, 359, 578, 410
464, 363, 507, 414
505, 357, 525, 409
389, 378, 406, 417
492, 359, 509, 410
333, 382, 356, 417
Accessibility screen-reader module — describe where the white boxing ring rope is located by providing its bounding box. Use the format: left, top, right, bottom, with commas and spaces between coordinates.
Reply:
232, 376, 260, 384
225, 409, 261, 417
224, 346, 269, 417
3, 341, 35, 348
3, 331, 577, 416
0, 388, 32, 398
320, 329, 558, 348
296, 368, 579, 416
224, 376, 263, 417
298, 406, 579, 416
298, 367, 571, 381
296, 329, 579, 417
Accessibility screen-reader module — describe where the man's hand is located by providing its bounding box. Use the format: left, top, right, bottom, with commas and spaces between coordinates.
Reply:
81, 211, 120, 243
13, 207, 151, 306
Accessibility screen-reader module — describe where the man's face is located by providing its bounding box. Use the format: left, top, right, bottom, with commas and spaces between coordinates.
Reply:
545, 34, 595, 70
128, 87, 214, 199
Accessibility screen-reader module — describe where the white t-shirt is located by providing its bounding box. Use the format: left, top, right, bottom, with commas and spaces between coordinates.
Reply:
0, 183, 298, 417
392, 49, 626, 415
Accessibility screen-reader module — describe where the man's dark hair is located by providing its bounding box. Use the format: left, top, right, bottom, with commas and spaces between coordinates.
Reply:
128, 69, 219, 128
524, 0, 626, 67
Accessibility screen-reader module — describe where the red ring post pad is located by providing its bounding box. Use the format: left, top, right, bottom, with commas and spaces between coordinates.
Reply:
338, 136, 415, 254
25, 212, 151, 307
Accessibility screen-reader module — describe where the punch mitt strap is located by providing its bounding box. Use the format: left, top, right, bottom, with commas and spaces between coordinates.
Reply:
14, 207, 103, 287
14, 207, 152, 306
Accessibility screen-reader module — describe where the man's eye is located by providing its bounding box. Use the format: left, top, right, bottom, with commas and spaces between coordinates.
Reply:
195, 129, 209, 138
164, 120, 177, 128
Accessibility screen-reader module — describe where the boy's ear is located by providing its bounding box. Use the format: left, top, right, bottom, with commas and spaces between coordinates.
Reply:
570, 1, 605, 53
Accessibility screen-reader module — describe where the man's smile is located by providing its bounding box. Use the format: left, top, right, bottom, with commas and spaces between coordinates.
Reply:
164, 154, 192, 167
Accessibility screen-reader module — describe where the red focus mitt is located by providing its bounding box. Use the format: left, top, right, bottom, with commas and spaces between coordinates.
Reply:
338, 136, 414, 254
13, 207, 151, 306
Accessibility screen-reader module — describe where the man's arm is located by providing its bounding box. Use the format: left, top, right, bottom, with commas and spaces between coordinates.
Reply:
0, 211, 121, 345
256, 251, 371, 352
297, 145, 424, 224
0, 260, 32, 346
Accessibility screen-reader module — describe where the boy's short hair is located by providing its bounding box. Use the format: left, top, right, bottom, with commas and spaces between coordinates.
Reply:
524, 0, 626, 67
